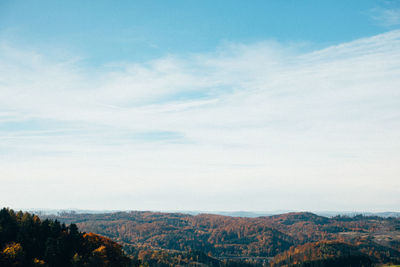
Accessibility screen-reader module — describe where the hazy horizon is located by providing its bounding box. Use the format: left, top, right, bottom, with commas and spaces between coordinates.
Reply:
1, 1, 400, 211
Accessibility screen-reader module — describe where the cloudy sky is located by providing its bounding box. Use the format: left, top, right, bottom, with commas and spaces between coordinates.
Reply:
1, 0, 400, 211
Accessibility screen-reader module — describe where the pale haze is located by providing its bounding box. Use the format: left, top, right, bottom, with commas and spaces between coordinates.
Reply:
0, 0, 399, 212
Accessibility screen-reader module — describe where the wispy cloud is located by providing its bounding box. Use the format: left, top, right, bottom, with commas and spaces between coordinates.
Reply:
369, 7, 400, 26
1, 31, 400, 211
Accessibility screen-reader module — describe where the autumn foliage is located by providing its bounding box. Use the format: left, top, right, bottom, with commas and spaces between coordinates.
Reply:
47, 211, 400, 266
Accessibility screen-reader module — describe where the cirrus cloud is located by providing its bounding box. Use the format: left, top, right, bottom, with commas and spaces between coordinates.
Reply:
0, 30, 400, 211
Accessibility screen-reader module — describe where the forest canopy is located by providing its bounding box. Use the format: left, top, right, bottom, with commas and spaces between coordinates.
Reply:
2, 208, 400, 266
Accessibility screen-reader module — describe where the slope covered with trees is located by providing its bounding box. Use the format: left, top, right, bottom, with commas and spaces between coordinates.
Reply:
0, 208, 131, 267
46, 211, 400, 266
3, 208, 400, 266
0, 208, 265, 267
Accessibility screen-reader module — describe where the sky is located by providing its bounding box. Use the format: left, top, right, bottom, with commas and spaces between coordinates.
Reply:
0, 0, 400, 212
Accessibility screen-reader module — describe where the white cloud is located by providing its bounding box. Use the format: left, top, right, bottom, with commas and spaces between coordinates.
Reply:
1, 31, 400, 211
370, 7, 400, 26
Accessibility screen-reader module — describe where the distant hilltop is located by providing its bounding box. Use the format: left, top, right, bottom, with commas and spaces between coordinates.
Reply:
28, 209, 400, 218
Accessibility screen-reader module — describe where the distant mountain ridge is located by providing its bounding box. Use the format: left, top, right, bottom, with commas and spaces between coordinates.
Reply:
31, 209, 400, 218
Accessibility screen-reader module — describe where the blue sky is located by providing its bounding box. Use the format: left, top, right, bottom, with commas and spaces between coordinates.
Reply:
1, 0, 399, 63
0, 1, 400, 211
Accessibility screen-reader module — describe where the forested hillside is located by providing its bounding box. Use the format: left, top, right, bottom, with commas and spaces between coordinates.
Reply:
3, 208, 400, 266
0, 208, 262, 266
46, 211, 400, 266
0, 208, 131, 266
